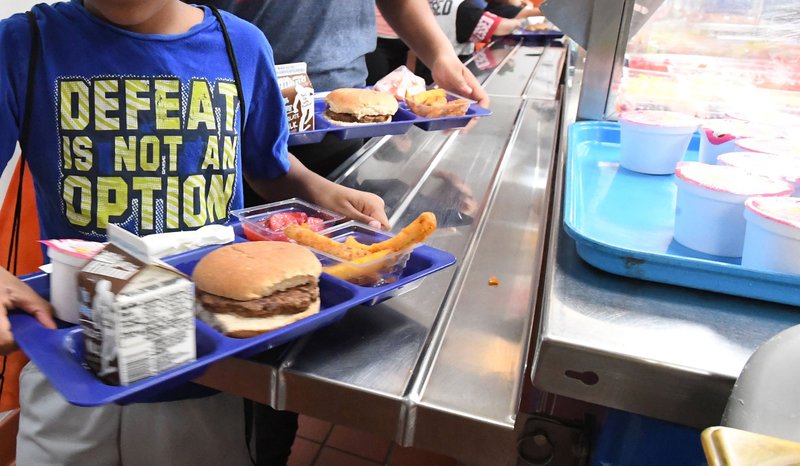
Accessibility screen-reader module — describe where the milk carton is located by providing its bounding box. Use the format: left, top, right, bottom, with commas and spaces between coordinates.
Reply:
276, 62, 314, 132
78, 225, 195, 385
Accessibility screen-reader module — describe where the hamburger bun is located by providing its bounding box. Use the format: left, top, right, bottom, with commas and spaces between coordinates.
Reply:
323, 88, 399, 125
192, 242, 322, 337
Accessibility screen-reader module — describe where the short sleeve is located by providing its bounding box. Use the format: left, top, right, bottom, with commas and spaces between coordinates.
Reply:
0, 13, 31, 170
239, 31, 290, 180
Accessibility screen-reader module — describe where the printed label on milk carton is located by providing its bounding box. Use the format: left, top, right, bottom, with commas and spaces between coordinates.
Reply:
78, 243, 196, 385
276, 62, 315, 132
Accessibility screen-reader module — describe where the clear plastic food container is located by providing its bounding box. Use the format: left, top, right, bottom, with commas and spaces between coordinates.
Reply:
405, 90, 472, 118
313, 221, 420, 287
231, 198, 344, 242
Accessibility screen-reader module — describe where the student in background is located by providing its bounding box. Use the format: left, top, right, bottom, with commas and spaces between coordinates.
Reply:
0, 1, 387, 464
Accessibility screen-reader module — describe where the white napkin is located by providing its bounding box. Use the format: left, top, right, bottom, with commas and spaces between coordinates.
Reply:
140, 224, 235, 259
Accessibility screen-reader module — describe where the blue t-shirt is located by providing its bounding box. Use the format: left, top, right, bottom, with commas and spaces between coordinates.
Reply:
203, 0, 376, 91
0, 1, 290, 242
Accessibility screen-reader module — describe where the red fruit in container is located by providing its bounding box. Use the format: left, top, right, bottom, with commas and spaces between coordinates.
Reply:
266, 212, 308, 231
305, 217, 325, 231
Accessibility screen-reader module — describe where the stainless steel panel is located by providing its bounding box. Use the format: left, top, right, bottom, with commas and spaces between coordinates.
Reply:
533, 45, 800, 429
525, 47, 565, 100
410, 97, 560, 465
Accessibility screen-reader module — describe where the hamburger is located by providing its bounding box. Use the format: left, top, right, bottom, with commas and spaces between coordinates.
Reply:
323, 88, 399, 125
192, 241, 322, 338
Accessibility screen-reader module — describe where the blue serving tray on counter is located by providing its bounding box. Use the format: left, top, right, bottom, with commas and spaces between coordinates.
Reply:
10, 234, 456, 407
511, 28, 564, 39
288, 97, 492, 145
564, 120, 800, 307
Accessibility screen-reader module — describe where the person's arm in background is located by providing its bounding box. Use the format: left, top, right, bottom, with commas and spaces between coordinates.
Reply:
245, 154, 390, 229
456, 3, 522, 43
377, 0, 490, 108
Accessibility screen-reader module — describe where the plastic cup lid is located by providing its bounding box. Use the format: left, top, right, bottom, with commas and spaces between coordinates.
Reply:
717, 152, 800, 183
734, 137, 800, 156
619, 110, 700, 128
674, 162, 794, 196
41, 239, 105, 260
700, 118, 759, 138
746, 196, 800, 230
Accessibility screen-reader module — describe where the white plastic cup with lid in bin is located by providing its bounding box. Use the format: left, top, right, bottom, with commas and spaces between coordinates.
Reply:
698, 119, 762, 165
742, 196, 800, 275
42, 239, 105, 324
717, 152, 800, 197
673, 162, 794, 257
734, 137, 800, 157
618, 110, 700, 175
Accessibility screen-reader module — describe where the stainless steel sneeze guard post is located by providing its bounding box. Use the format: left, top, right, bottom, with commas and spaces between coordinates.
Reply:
196, 38, 566, 466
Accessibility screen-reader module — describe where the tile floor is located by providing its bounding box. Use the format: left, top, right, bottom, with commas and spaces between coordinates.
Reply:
290, 415, 462, 466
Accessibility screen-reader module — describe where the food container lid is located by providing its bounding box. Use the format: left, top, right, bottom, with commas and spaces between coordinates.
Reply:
700, 118, 760, 138
619, 110, 700, 129
717, 152, 800, 184
674, 162, 794, 197
42, 239, 105, 262
734, 137, 800, 156
746, 196, 800, 231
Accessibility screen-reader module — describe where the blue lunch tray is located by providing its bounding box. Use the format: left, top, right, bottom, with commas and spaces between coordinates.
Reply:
564, 120, 800, 307
287, 97, 492, 145
10, 235, 456, 407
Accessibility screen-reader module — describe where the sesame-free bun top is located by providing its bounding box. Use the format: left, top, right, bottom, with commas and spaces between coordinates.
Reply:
192, 242, 322, 301
325, 88, 399, 119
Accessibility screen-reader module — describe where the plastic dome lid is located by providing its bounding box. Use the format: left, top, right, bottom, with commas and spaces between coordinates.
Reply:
674, 162, 794, 196
619, 110, 700, 128
746, 196, 800, 230
717, 152, 800, 184
734, 137, 800, 156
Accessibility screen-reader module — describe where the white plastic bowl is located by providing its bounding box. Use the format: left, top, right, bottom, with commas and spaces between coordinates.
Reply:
742, 196, 800, 274
673, 162, 793, 257
717, 152, 800, 197
698, 119, 758, 165
619, 110, 700, 175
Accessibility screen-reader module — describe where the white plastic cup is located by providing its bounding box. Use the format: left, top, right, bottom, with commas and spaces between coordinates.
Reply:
673, 163, 793, 257
698, 119, 757, 165
742, 197, 800, 274
619, 111, 700, 175
47, 247, 91, 324
717, 152, 800, 197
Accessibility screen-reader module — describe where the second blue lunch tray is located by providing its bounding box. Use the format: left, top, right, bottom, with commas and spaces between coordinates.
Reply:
563, 120, 800, 307
10, 237, 456, 407
287, 98, 492, 145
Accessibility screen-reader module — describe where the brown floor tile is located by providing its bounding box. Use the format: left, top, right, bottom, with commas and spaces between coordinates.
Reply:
297, 415, 334, 443
288, 437, 322, 466
325, 425, 392, 463
314, 447, 381, 466
388, 444, 461, 466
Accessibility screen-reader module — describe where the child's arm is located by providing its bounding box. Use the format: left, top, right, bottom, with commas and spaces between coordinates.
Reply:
377, 0, 490, 108
245, 154, 391, 229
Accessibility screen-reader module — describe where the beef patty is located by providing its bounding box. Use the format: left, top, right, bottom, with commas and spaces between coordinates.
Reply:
197, 282, 319, 318
324, 109, 392, 124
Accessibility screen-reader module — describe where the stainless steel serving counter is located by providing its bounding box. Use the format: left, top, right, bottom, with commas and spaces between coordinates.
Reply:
197, 37, 566, 465
533, 44, 800, 430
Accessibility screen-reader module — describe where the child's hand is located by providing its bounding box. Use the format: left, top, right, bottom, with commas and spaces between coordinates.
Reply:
323, 185, 391, 230
0, 271, 56, 354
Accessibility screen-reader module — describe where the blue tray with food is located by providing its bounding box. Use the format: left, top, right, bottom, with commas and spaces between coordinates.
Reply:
288, 88, 492, 143
10, 218, 456, 406
563, 120, 800, 307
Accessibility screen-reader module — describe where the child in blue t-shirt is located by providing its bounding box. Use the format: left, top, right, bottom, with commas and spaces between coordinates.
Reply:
0, 0, 388, 463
